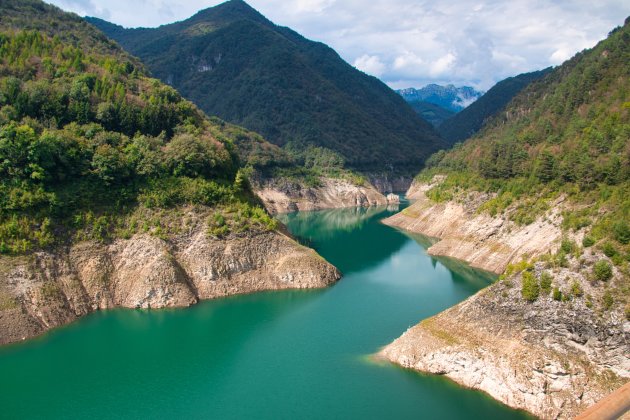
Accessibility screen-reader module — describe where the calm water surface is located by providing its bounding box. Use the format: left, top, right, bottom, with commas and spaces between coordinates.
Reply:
0, 203, 532, 419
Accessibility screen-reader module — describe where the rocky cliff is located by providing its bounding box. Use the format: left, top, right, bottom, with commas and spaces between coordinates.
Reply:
0, 207, 340, 345
380, 255, 629, 419
380, 181, 629, 418
384, 181, 563, 274
254, 177, 388, 214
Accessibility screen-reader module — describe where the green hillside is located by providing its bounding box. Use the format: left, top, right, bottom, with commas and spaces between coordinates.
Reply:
438, 69, 551, 144
421, 18, 630, 261
0, 0, 281, 255
407, 100, 455, 127
87, 0, 445, 174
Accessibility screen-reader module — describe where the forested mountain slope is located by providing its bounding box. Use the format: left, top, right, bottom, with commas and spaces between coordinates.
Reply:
438, 68, 552, 144
87, 0, 445, 174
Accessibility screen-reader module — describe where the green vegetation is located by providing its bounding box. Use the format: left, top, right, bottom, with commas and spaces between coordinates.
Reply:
87, 1, 445, 174
406, 100, 455, 128
417, 18, 630, 256
521, 271, 539, 302
540, 271, 553, 295
0, 0, 281, 255
439, 69, 551, 145
593, 260, 613, 282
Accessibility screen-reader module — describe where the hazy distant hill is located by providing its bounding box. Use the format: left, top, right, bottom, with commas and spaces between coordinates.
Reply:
88, 0, 444, 174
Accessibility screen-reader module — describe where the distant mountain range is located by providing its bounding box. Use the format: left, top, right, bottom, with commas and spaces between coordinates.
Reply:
88, 0, 444, 175
397, 84, 483, 113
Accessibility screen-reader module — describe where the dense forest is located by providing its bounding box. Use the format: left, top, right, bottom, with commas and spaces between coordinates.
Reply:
0, 0, 284, 255
419, 17, 630, 266
88, 0, 445, 174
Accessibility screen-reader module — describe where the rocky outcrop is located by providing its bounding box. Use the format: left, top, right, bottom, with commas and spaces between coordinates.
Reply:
381, 180, 630, 418
380, 255, 629, 419
254, 177, 387, 214
384, 183, 563, 274
386, 193, 400, 204
0, 208, 340, 345
368, 175, 412, 194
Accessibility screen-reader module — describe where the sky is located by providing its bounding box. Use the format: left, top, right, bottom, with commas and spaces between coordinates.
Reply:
47, 0, 630, 91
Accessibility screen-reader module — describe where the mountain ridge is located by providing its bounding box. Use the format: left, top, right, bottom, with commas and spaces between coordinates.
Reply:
87, 1, 445, 175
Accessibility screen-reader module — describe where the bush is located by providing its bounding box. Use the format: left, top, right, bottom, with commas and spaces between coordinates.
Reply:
582, 236, 595, 248
602, 290, 614, 310
601, 242, 618, 258
540, 271, 553, 295
552, 287, 562, 301
593, 260, 613, 282
521, 271, 540, 302
570, 280, 583, 297
613, 221, 630, 244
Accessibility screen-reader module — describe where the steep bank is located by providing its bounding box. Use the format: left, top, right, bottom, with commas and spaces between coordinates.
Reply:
384, 182, 562, 274
379, 255, 629, 419
0, 207, 340, 345
380, 182, 629, 418
368, 175, 412, 194
254, 177, 389, 214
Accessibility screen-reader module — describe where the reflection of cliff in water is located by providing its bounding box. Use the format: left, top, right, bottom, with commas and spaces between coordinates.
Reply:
406, 232, 497, 289
278, 206, 389, 241
279, 206, 409, 275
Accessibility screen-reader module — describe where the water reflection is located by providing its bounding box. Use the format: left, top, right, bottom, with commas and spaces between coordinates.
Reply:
279, 206, 409, 274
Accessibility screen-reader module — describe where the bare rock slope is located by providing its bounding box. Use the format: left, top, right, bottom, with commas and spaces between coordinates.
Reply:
0, 209, 339, 345
254, 177, 388, 214
384, 180, 563, 274
380, 181, 629, 418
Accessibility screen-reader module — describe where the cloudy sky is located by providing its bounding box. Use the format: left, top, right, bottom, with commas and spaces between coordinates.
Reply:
47, 0, 629, 90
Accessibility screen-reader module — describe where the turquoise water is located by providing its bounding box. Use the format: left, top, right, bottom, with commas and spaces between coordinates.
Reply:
0, 204, 531, 419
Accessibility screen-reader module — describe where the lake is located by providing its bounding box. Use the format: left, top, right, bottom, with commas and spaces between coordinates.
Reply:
0, 203, 531, 419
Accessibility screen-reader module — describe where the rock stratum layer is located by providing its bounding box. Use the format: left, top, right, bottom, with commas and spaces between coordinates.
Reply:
0, 211, 339, 345
380, 181, 629, 418
254, 177, 388, 214
380, 270, 629, 419
384, 181, 563, 274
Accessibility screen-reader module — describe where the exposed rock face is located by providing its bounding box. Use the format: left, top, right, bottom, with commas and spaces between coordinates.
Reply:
368, 175, 412, 194
386, 193, 400, 204
381, 180, 630, 418
254, 177, 387, 214
385, 182, 563, 274
0, 210, 340, 345
380, 259, 629, 419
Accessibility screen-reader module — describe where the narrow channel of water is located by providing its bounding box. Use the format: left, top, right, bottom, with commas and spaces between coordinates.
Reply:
0, 203, 531, 419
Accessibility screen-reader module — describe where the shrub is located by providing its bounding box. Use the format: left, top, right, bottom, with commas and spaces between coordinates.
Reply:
540, 271, 553, 295
613, 221, 630, 244
582, 236, 595, 248
601, 242, 618, 258
521, 271, 540, 302
570, 280, 583, 297
552, 287, 562, 301
593, 260, 613, 282
602, 290, 613, 310
560, 238, 576, 254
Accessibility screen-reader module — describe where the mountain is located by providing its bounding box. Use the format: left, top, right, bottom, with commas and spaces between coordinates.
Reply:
0, 0, 340, 345
397, 84, 483, 113
87, 0, 444, 175
381, 17, 630, 418
406, 100, 455, 128
438, 69, 552, 144
0, 0, 292, 254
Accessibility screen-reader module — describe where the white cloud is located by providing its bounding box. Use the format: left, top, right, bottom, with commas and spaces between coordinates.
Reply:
353, 54, 386, 77
46, 0, 630, 89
